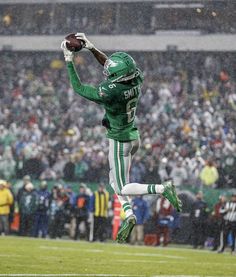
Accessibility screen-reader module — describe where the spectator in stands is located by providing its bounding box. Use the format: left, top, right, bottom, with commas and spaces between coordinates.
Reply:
190, 191, 209, 249
73, 184, 90, 240
170, 158, 188, 187
39, 167, 57, 181
0, 146, 16, 180
186, 153, 205, 187
16, 175, 31, 205
90, 184, 109, 242
199, 160, 219, 188
130, 196, 149, 245
158, 157, 169, 182
33, 181, 50, 238
0, 51, 236, 189
63, 156, 76, 181
0, 180, 13, 235
156, 196, 174, 246
18, 182, 37, 236
130, 156, 146, 183
0, 2, 235, 36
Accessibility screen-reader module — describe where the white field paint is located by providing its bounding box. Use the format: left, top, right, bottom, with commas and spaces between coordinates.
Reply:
115, 259, 236, 267
112, 251, 184, 259
0, 254, 21, 257
0, 275, 235, 277
116, 259, 167, 263
40, 246, 183, 260
0, 275, 143, 277
40, 246, 104, 253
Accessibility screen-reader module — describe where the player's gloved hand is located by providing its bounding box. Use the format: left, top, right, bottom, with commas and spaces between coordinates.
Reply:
75, 33, 94, 50
61, 40, 74, 62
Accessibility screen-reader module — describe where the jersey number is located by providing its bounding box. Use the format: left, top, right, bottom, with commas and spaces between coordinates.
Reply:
126, 98, 137, 123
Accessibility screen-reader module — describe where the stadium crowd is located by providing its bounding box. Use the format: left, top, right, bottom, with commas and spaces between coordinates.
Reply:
0, 51, 236, 188
1, 178, 236, 253
0, 2, 236, 35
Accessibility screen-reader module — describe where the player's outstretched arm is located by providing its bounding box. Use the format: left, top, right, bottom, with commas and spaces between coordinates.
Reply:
90, 47, 108, 66
61, 40, 102, 104
75, 33, 108, 66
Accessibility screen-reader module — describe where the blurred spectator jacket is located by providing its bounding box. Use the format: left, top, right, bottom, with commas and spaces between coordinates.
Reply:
90, 189, 109, 217
200, 164, 219, 186
156, 197, 174, 225
0, 186, 13, 215
190, 199, 208, 224
19, 190, 37, 215
36, 189, 51, 214
132, 196, 149, 225
75, 193, 90, 217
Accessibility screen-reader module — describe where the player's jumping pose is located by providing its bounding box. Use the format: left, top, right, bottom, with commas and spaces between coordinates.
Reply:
61, 34, 182, 243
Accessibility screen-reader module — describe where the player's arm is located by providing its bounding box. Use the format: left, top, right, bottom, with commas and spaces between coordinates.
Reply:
67, 62, 102, 103
90, 47, 107, 66
75, 33, 108, 66
61, 40, 102, 104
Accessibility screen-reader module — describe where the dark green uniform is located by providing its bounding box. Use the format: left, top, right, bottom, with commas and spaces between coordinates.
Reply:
67, 61, 143, 221
67, 62, 143, 141
65, 52, 181, 244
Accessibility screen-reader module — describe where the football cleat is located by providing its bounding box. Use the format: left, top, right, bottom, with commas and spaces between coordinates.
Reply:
162, 180, 182, 212
116, 214, 137, 243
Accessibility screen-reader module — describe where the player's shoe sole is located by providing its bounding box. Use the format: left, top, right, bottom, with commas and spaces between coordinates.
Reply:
116, 214, 137, 243
162, 180, 182, 212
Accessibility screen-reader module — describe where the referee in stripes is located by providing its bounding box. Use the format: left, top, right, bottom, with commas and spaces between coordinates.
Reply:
218, 193, 236, 254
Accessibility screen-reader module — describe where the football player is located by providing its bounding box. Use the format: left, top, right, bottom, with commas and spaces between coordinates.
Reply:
61, 34, 182, 243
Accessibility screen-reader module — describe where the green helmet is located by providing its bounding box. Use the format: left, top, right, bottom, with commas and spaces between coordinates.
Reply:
103, 52, 137, 82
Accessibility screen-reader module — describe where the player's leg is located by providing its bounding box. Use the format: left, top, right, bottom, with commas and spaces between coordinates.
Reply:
121, 181, 181, 211
109, 139, 136, 243
109, 139, 133, 218
110, 139, 181, 243
120, 141, 182, 211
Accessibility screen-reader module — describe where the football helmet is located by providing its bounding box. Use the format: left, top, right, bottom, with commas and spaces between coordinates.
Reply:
103, 52, 138, 82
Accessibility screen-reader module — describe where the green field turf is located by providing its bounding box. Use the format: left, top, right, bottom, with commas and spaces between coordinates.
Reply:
0, 236, 235, 277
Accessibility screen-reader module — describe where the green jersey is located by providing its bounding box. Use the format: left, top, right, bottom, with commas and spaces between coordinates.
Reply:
67, 62, 143, 142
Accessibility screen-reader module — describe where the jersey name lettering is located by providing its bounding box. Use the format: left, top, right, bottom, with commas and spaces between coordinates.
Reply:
124, 85, 140, 100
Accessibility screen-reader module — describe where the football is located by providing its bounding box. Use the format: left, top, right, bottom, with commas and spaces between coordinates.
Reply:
65, 33, 85, 52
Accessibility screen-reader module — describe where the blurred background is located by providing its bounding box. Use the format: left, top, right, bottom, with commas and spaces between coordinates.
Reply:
0, 0, 236, 248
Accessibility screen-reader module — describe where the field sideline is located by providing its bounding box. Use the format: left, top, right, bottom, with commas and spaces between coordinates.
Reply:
0, 237, 235, 277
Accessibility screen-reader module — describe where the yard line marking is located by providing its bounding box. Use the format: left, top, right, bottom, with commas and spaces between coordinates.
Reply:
40, 246, 184, 259
0, 275, 235, 277
85, 249, 104, 253
153, 275, 233, 277
116, 259, 167, 263
0, 254, 21, 257
40, 246, 79, 251
116, 259, 236, 266
0, 273, 145, 277
154, 246, 219, 254
40, 246, 104, 253
112, 251, 184, 259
